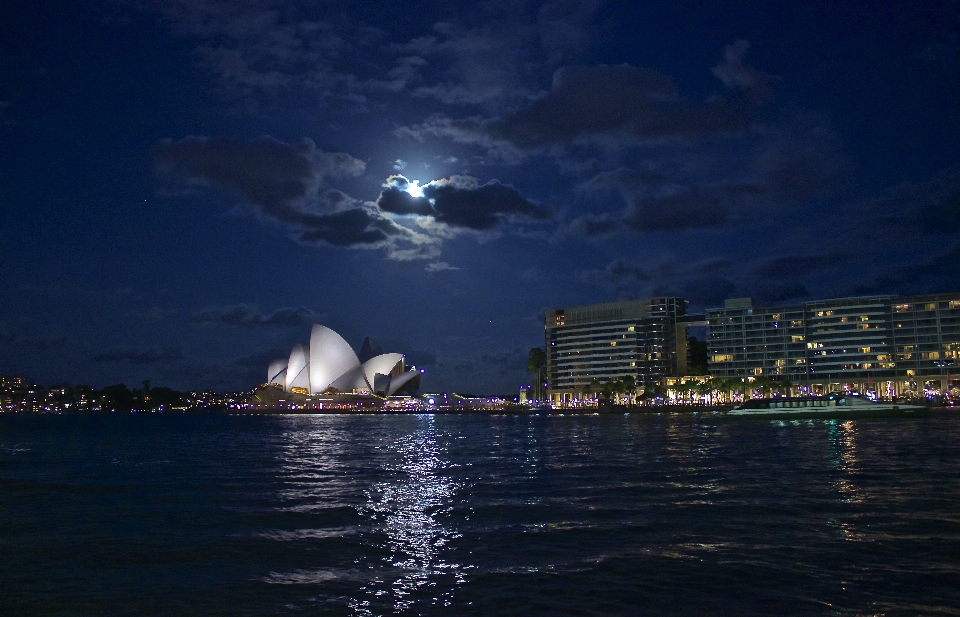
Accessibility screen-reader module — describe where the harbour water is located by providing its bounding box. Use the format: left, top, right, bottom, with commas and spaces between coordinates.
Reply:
2, 412, 959, 615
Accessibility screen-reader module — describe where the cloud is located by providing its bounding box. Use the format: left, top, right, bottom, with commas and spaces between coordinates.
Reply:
622, 185, 743, 232
711, 39, 775, 95
748, 254, 849, 280
577, 259, 651, 290
393, 159, 407, 171
131, 0, 356, 99
156, 135, 430, 254
192, 304, 323, 328
155, 135, 364, 207
94, 346, 185, 364
400, 60, 759, 156
681, 276, 738, 307
425, 261, 460, 272
376, 174, 551, 231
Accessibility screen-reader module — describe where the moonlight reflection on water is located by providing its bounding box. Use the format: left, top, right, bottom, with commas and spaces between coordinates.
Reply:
353, 416, 466, 615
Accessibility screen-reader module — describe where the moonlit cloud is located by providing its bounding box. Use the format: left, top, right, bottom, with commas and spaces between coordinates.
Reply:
376, 174, 552, 232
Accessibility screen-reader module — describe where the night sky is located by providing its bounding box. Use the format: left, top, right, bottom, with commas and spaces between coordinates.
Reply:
1, 1, 958, 394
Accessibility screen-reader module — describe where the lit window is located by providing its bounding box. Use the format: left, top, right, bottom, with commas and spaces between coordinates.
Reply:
791, 335, 805, 342
860, 347, 871, 353
925, 303, 936, 311
712, 354, 734, 363
894, 304, 911, 312
921, 351, 940, 360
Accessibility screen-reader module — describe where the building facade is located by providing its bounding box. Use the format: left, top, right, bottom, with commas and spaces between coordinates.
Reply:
707, 293, 960, 396
544, 297, 690, 404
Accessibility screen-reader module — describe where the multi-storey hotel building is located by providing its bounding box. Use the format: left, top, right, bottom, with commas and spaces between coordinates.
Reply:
707, 293, 960, 396
544, 297, 693, 404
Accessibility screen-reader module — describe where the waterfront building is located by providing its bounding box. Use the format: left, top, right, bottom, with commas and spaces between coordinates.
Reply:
263, 325, 421, 399
544, 297, 699, 404
706, 293, 960, 396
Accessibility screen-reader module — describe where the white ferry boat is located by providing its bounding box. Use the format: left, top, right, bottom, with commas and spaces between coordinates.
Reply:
727, 393, 928, 419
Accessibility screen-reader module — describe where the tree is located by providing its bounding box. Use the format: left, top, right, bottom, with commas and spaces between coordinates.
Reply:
621, 375, 637, 406
692, 380, 711, 405
582, 378, 603, 406
526, 348, 547, 401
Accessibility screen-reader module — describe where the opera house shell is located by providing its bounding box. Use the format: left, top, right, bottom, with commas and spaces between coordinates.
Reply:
265, 325, 420, 397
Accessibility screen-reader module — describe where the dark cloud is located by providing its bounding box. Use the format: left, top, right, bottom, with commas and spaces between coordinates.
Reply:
155, 136, 364, 207
156, 136, 426, 253
192, 304, 322, 328
681, 276, 738, 307
376, 174, 551, 231
748, 254, 850, 280
94, 346, 185, 365
566, 212, 619, 238
569, 115, 841, 236
850, 244, 960, 295
623, 185, 743, 232
711, 39, 776, 99
402, 59, 760, 154
577, 259, 651, 290
425, 176, 551, 230
376, 176, 435, 216
132, 0, 356, 99
835, 168, 960, 240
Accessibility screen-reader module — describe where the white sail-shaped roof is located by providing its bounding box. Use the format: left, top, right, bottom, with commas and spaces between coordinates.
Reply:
329, 365, 372, 392
361, 353, 403, 384
308, 324, 362, 394
373, 373, 392, 394
268, 359, 288, 385
386, 369, 419, 396
285, 344, 310, 391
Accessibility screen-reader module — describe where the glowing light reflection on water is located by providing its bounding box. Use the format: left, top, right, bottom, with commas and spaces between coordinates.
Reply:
351, 415, 465, 615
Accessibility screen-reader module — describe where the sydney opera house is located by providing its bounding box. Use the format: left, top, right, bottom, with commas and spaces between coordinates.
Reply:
256, 325, 421, 406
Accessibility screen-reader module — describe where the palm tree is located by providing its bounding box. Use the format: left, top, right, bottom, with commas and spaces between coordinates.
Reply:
692, 380, 709, 405
584, 378, 603, 406
621, 375, 637, 406
772, 377, 793, 397
526, 348, 547, 401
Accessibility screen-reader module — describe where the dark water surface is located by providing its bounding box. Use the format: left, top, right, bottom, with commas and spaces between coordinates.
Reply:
2, 412, 960, 616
